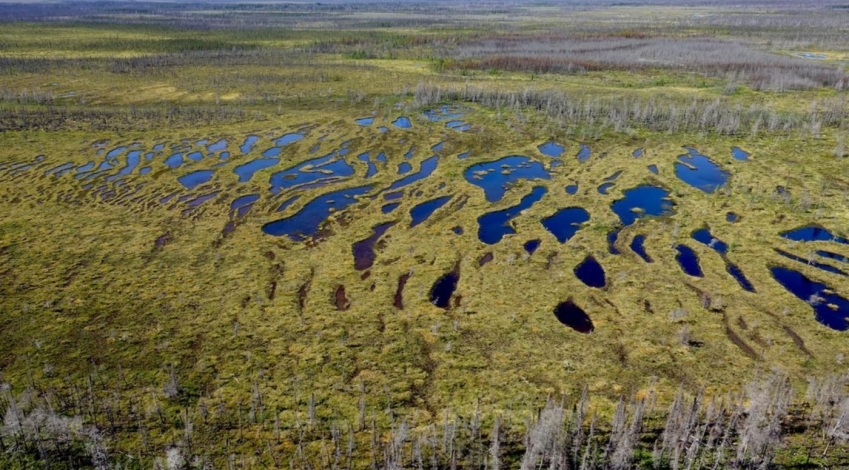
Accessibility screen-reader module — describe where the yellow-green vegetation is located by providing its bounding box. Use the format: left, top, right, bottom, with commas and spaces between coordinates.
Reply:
1, 1, 848, 468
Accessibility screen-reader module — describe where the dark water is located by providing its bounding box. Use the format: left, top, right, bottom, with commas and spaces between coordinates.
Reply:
541, 207, 590, 243
816, 250, 849, 264
410, 196, 452, 227
234, 158, 279, 183
538, 142, 565, 158
430, 268, 459, 309
464, 156, 550, 202
186, 151, 203, 162
106, 150, 141, 182
393, 117, 412, 129
771, 266, 849, 330
458, 151, 471, 160
178, 169, 214, 189
773, 249, 847, 276
358, 152, 378, 178
675, 245, 703, 277
382, 202, 400, 213
726, 212, 738, 223
355, 117, 374, 126
208, 139, 227, 152
781, 226, 848, 244
524, 239, 541, 255
553, 299, 594, 333
630, 235, 652, 263
574, 255, 606, 288
276, 195, 300, 212
726, 263, 756, 292
610, 185, 674, 226
648, 164, 658, 175
566, 184, 578, 195
598, 183, 615, 195
231, 194, 260, 210
452, 226, 464, 235
262, 185, 373, 240
607, 230, 621, 255
477, 186, 548, 245
398, 162, 412, 174
691, 228, 728, 254
268, 152, 355, 194
424, 105, 468, 122
164, 153, 184, 169
274, 132, 305, 146
432, 142, 444, 152
240, 135, 260, 154
386, 156, 439, 192
675, 149, 730, 193
384, 191, 403, 201
352, 222, 396, 271
375, 152, 387, 165
632, 148, 643, 158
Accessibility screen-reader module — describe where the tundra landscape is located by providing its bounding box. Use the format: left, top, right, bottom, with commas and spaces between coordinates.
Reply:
1, 1, 848, 468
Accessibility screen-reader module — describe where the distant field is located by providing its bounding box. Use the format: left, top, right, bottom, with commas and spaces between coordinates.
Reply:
1, 2, 848, 468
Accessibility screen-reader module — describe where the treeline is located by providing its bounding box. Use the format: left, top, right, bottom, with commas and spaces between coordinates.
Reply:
1, 371, 847, 469
411, 83, 849, 136
446, 37, 849, 92
0, 106, 252, 132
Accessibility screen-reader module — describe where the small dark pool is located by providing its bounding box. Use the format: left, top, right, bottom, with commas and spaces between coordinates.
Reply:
274, 132, 305, 146
276, 196, 300, 212
352, 222, 396, 270
633, 148, 643, 158
410, 196, 452, 228
598, 183, 615, 195
648, 165, 658, 175
464, 156, 550, 202
452, 226, 464, 235
458, 151, 471, 160
780, 226, 848, 245
268, 152, 355, 194
691, 228, 728, 254
164, 153, 184, 169
262, 185, 373, 240
816, 250, 849, 264
771, 266, 849, 330
541, 207, 590, 243
675, 245, 703, 277
386, 156, 439, 193
566, 184, 578, 195
574, 255, 605, 288
234, 158, 279, 183
630, 235, 652, 262
430, 269, 459, 309
726, 212, 738, 223
178, 170, 214, 189
675, 149, 730, 193
186, 151, 203, 162
477, 186, 547, 245
607, 230, 621, 255
538, 142, 565, 158
231, 194, 260, 210
382, 203, 400, 214
398, 162, 412, 174
393, 117, 412, 129
106, 150, 142, 182
726, 263, 756, 292
208, 139, 227, 152
553, 299, 594, 333
524, 239, 541, 255
423, 105, 468, 122
240, 135, 260, 154
355, 117, 374, 126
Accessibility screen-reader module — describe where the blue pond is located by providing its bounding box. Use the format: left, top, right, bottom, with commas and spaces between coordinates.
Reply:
410, 196, 452, 228
358, 153, 378, 178
574, 256, 605, 288
177, 170, 214, 190
384, 191, 403, 201
781, 226, 848, 245
607, 231, 621, 255
452, 226, 464, 235
774, 249, 847, 276
541, 207, 590, 243
633, 148, 643, 158
432, 142, 444, 152
611, 185, 674, 226
393, 117, 412, 129
726, 263, 756, 292
404, 148, 414, 159
675, 150, 730, 193
262, 147, 282, 158
771, 267, 849, 330
187, 151, 203, 162
731, 147, 749, 161
817, 250, 849, 264
262, 185, 373, 240
105, 150, 141, 181
268, 153, 355, 194
231, 194, 260, 210
538, 142, 565, 158
382, 202, 400, 213
208, 139, 227, 152
234, 158, 279, 183
458, 151, 471, 160
598, 183, 615, 195
675, 245, 703, 277
464, 156, 550, 203
274, 133, 305, 146
276, 196, 300, 212
576, 144, 591, 163
692, 228, 755, 291
477, 187, 547, 245
630, 235, 652, 262
398, 162, 412, 174
386, 156, 439, 193
424, 105, 467, 122
727, 212, 738, 223
105, 146, 127, 160
355, 117, 374, 126
240, 135, 260, 154
648, 165, 658, 175
524, 239, 541, 255
375, 152, 387, 165
164, 153, 184, 169
566, 184, 579, 195
76, 162, 95, 173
